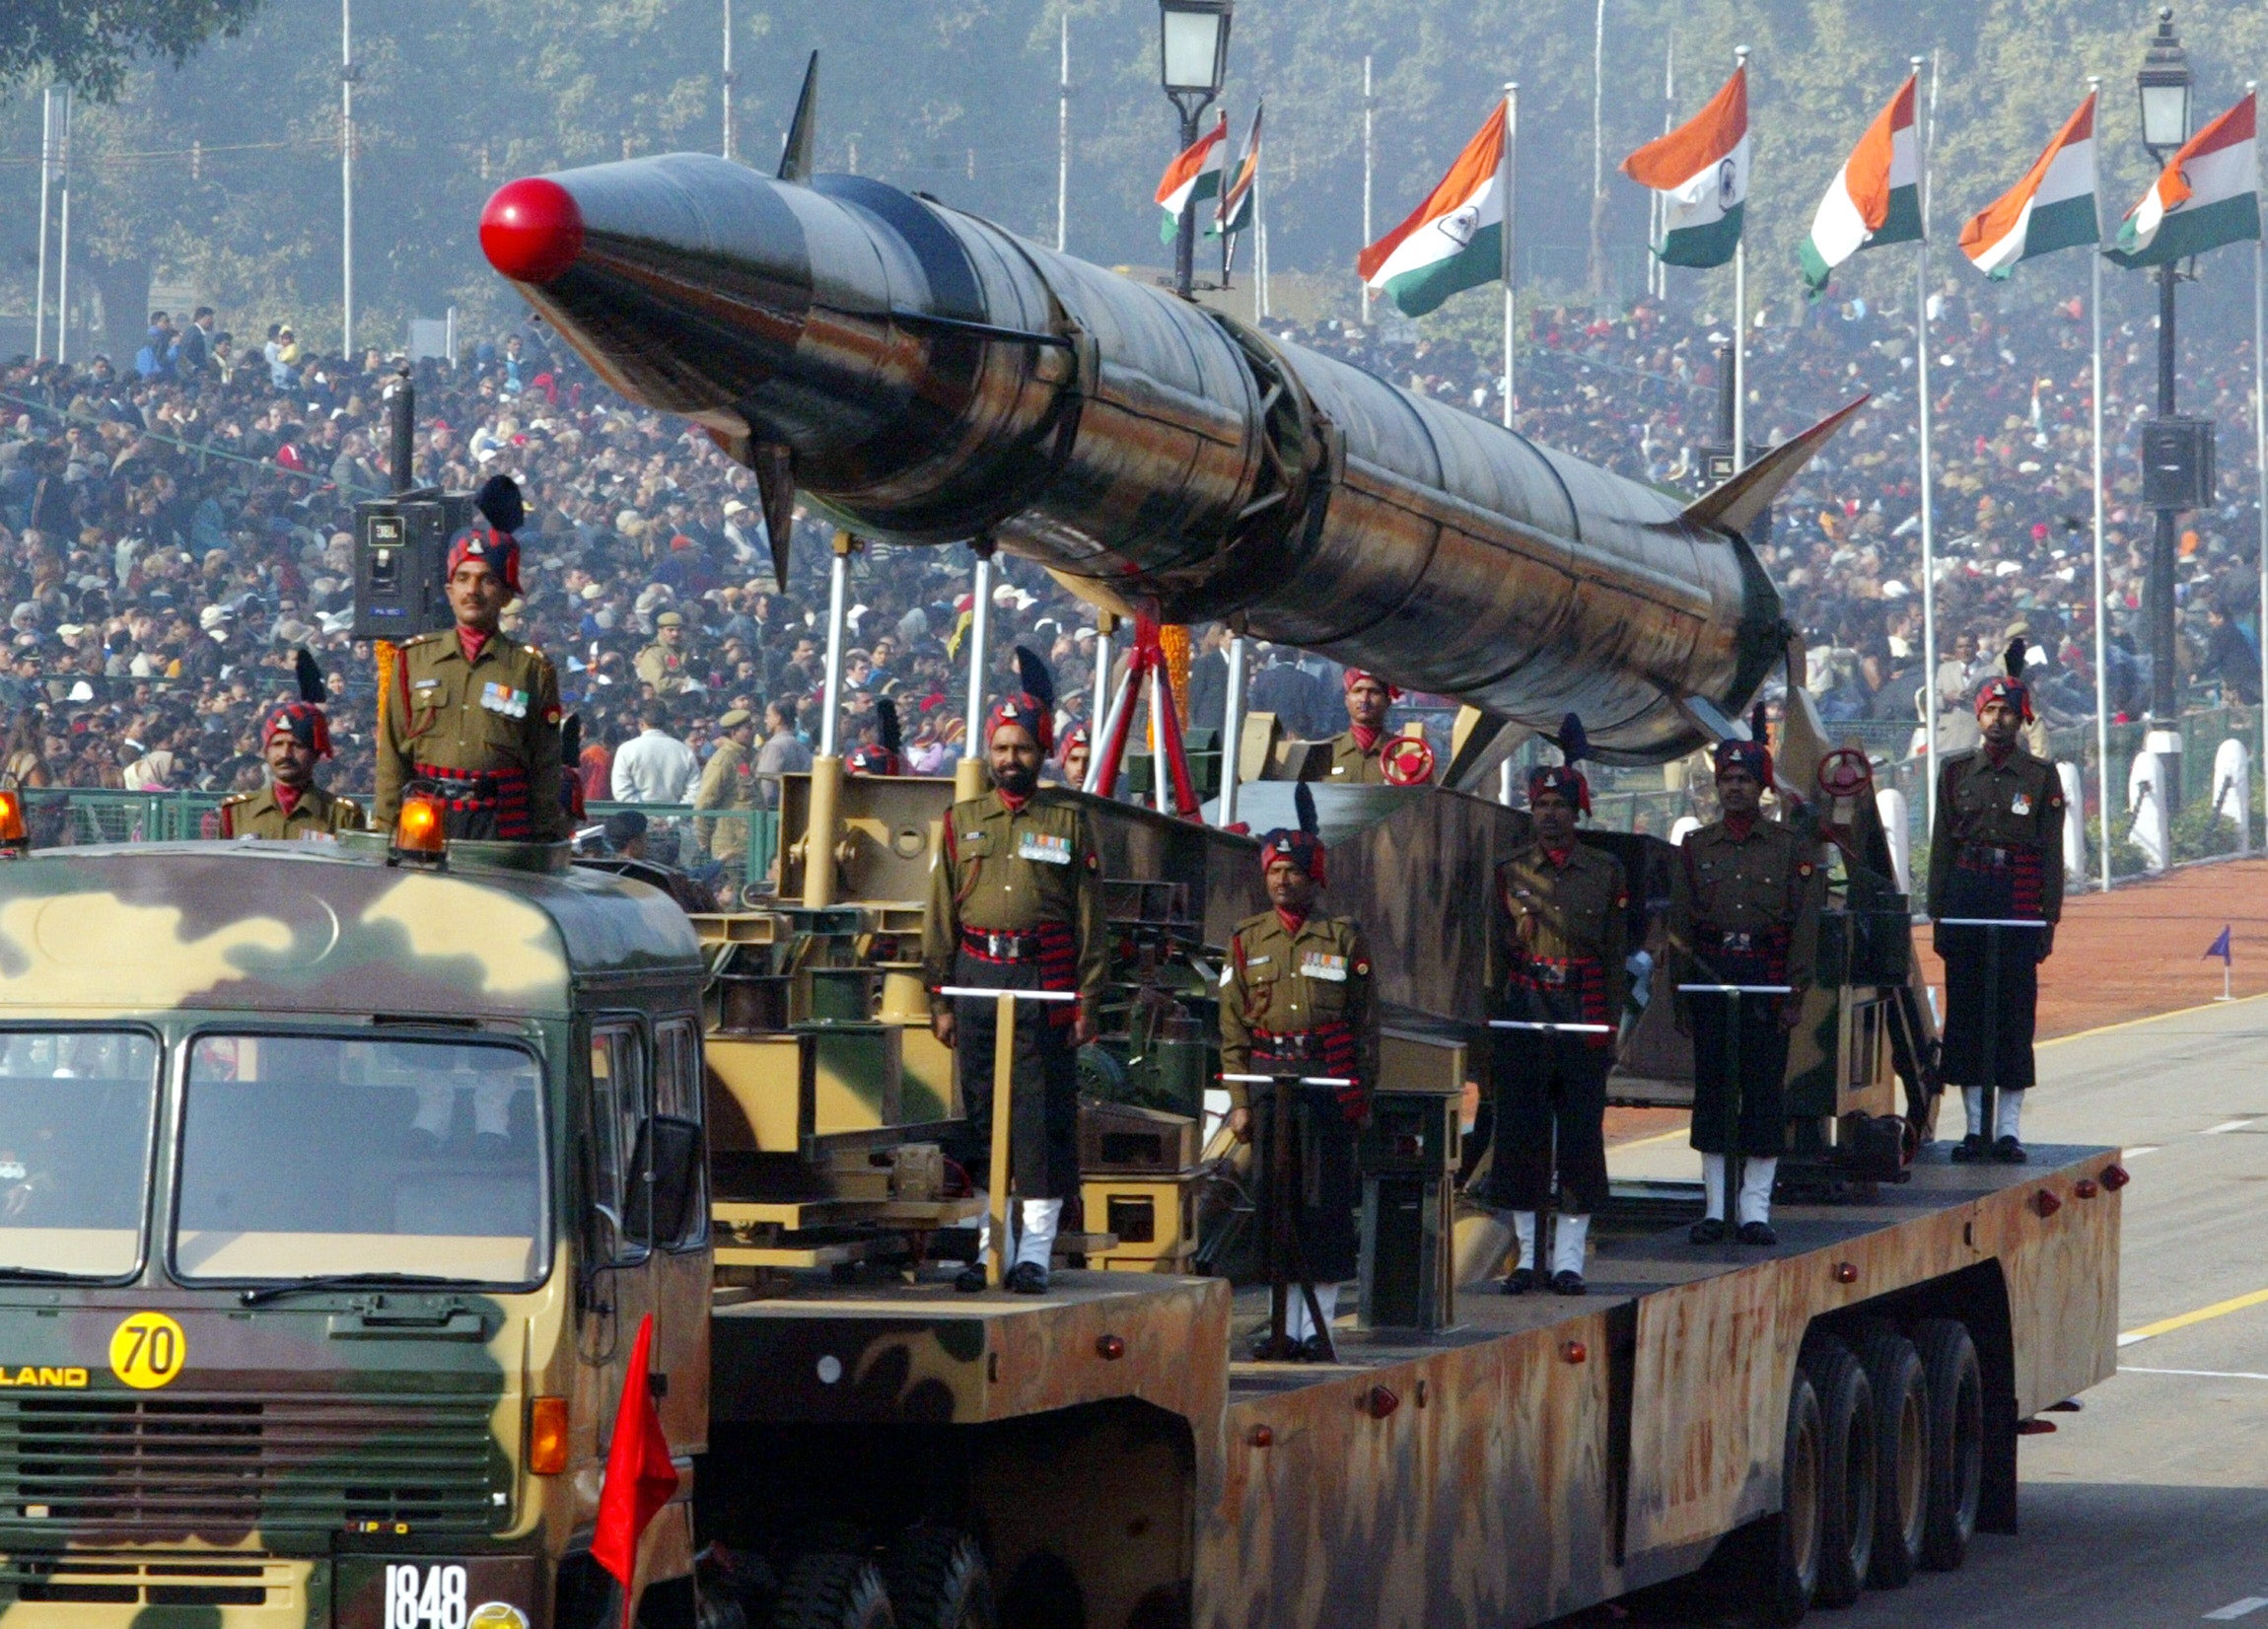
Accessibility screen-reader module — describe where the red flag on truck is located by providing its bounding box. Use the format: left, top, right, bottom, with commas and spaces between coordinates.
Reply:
592, 1313, 679, 1629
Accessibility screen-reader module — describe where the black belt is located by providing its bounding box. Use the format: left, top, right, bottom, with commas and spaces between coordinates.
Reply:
962, 928, 1042, 960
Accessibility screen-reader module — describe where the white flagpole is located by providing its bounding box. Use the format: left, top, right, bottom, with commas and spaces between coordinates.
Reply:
54, 89, 71, 365
1056, 14, 1070, 252
2253, 80, 2268, 860
1256, 130, 1270, 319
34, 89, 53, 362
2094, 77, 2115, 889
1503, 82, 1520, 428
1732, 46, 1749, 470
1653, 40, 1675, 301
1362, 54, 1375, 324
1915, 54, 1940, 839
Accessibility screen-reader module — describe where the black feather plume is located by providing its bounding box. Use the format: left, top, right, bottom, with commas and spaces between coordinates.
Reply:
293, 647, 325, 704
559, 713, 581, 765
1557, 712, 1589, 767
1013, 645, 1054, 715
475, 474, 526, 535
1295, 780, 1318, 840
1749, 700, 1770, 743
2003, 637, 2026, 679
876, 697, 901, 756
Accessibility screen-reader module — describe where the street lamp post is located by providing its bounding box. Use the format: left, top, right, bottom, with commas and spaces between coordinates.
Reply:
2137, 7, 2194, 803
1159, 0, 1233, 298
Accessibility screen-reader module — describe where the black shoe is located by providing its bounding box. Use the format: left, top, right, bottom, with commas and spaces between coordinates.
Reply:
1994, 1135, 2028, 1164
1737, 1220, 1778, 1246
1248, 1331, 1299, 1361
1550, 1270, 1587, 1296
1689, 1217, 1729, 1245
1500, 1267, 1537, 1296
1006, 1261, 1049, 1295
954, 1264, 987, 1293
1297, 1333, 1336, 1363
1949, 1133, 1989, 1164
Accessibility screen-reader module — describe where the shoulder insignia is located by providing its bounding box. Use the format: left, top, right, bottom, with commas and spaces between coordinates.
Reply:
1799, 861, 1814, 877
1085, 850, 1099, 872
543, 705, 563, 727
400, 632, 440, 648
1354, 959, 1371, 977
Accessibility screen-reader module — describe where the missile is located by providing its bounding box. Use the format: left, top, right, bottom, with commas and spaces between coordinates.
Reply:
479, 92, 1852, 764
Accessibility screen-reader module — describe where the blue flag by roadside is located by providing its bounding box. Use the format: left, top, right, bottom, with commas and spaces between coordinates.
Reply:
2205, 925, 2233, 963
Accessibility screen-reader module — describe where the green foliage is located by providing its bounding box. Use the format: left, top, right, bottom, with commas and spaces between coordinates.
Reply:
0, 0, 264, 103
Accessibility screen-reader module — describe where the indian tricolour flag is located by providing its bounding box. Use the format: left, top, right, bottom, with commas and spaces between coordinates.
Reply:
1211, 105, 1261, 239
2109, 92, 2260, 268
1959, 92, 2098, 278
1357, 101, 1508, 319
1157, 114, 1228, 244
1621, 64, 1747, 269
1799, 74, 1923, 294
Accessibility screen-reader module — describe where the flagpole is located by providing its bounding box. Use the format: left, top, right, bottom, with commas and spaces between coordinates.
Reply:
1653, 39, 1675, 301
1503, 81, 1520, 428
1362, 54, 1375, 324
2088, 79, 2114, 889
1732, 46, 1749, 471
2253, 81, 2268, 859
1056, 14, 1070, 253
1910, 54, 1940, 842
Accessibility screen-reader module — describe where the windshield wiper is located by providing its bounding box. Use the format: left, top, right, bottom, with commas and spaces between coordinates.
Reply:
238, 1273, 468, 1308
0, 1265, 87, 1283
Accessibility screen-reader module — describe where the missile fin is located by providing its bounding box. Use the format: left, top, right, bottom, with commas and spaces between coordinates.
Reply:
752, 443, 796, 592
1442, 706, 1530, 793
777, 52, 818, 183
1681, 394, 1869, 540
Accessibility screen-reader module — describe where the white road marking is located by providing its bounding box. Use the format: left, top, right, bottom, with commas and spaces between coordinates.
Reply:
2121, 1367, 2268, 1381
2204, 1119, 2258, 1135
2125, 1145, 2163, 1158
2203, 1598, 2268, 1620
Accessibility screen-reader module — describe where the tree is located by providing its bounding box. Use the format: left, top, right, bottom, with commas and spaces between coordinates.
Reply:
1, 0, 266, 103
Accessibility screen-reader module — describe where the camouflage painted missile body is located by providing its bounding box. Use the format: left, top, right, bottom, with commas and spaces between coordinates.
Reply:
0, 841, 704, 1629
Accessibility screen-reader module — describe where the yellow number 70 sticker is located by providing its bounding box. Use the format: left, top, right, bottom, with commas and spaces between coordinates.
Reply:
109, 1312, 187, 1390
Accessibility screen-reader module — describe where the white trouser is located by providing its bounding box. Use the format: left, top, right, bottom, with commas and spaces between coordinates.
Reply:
1702, 1154, 1778, 1225
1506, 1210, 1538, 1271
970, 1194, 1064, 1270
1285, 1282, 1340, 1343
1551, 1213, 1591, 1277
1964, 1086, 2024, 1141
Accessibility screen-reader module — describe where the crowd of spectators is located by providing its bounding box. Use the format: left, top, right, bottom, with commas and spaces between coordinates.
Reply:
0, 272, 2261, 851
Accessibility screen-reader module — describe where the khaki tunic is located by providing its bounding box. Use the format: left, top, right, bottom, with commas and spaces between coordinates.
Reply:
1666, 817, 1825, 996
1926, 745, 2065, 924
375, 630, 565, 840
635, 642, 693, 696
218, 784, 368, 840
920, 789, 1106, 1018
1218, 912, 1379, 1112
1489, 842, 1630, 1023
693, 736, 754, 862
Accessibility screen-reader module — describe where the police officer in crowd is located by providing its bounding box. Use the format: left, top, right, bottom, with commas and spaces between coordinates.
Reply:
217, 653, 367, 840
1927, 642, 2064, 1164
1489, 736, 1625, 1295
693, 707, 757, 868
635, 610, 694, 696
922, 651, 1104, 1294
1668, 737, 1824, 1245
1218, 783, 1380, 1359
373, 485, 566, 842
1322, 670, 1432, 785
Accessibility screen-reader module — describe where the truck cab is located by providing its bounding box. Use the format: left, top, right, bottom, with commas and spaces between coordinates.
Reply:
0, 838, 710, 1629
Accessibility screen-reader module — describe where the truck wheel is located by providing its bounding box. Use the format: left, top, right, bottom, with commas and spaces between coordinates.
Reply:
1914, 1318, 1983, 1571
772, 1554, 896, 1629
1801, 1336, 1877, 1607
883, 1528, 997, 1629
1741, 1366, 1823, 1625
1854, 1326, 1929, 1589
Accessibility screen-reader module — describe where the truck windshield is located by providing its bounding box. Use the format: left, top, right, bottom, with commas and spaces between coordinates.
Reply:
174, 1033, 545, 1288
0, 1030, 161, 1279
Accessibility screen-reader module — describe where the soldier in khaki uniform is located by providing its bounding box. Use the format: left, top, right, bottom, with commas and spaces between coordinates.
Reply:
1928, 648, 2064, 1164
374, 524, 567, 841
1488, 747, 1626, 1296
922, 653, 1104, 1294
635, 611, 694, 696
1667, 737, 1824, 1245
693, 707, 757, 867
218, 695, 368, 840
1320, 669, 1434, 785
1219, 784, 1380, 1359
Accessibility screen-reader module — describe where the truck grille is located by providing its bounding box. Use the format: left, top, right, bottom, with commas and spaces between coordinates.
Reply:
0, 1392, 508, 1535
0, 1552, 294, 1607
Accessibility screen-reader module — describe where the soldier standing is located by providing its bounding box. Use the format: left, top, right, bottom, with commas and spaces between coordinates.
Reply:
1488, 738, 1625, 1295
1927, 644, 2063, 1164
922, 651, 1104, 1295
1668, 738, 1824, 1245
1321, 670, 1433, 785
693, 707, 757, 869
217, 654, 368, 840
373, 510, 567, 842
1219, 784, 1380, 1359
635, 611, 694, 696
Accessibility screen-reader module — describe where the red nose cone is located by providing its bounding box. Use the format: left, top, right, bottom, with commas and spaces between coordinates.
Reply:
481, 177, 585, 284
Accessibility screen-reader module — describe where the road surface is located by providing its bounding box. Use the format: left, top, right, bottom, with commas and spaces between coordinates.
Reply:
1583, 994, 2268, 1626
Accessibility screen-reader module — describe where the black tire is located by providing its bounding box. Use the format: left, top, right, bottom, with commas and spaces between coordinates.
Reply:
1854, 1324, 1929, 1590
882, 1528, 997, 1629
773, 1554, 896, 1629
1801, 1336, 1878, 1608
1739, 1367, 1824, 1626
1914, 1318, 1983, 1572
